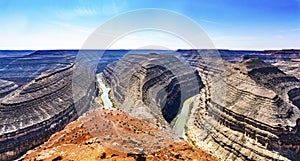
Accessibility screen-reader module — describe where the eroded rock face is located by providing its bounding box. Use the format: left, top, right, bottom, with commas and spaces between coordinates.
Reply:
0, 50, 76, 86
182, 54, 300, 161
0, 79, 18, 98
0, 65, 95, 160
273, 59, 300, 81
288, 88, 300, 108
102, 53, 203, 125
101, 51, 300, 160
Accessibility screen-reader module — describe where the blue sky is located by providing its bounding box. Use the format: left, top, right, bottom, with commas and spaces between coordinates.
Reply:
0, 0, 299, 50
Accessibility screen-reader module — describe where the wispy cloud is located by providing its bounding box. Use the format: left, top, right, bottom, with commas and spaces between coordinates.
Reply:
55, 6, 99, 19
53, 0, 127, 20
102, 0, 127, 15
74, 7, 98, 16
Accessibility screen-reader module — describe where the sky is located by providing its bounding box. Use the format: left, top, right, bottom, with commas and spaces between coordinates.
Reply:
0, 0, 299, 50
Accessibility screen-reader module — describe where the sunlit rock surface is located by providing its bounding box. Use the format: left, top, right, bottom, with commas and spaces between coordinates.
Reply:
102, 53, 204, 127
273, 59, 300, 80
0, 65, 95, 160
182, 53, 300, 161
1, 50, 299, 161
0, 50, 76, 86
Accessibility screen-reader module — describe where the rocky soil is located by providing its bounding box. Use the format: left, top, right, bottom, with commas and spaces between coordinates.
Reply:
23, 108, 216, 161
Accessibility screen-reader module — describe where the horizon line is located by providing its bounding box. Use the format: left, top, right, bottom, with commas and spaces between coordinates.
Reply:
0, 48, 299, 51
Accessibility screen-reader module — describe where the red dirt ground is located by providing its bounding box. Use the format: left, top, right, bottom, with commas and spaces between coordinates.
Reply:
24, 108, 217, 161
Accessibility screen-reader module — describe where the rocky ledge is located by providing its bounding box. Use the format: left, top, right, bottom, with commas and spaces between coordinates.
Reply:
0, 64, 95, 160
102, 53, 203, 126
182, 54, 300, 161
0, 79, 18, 99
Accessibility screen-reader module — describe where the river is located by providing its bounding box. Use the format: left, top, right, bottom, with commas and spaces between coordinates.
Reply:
96, 72, 195, 136
173, 96, 196, 137
96, 73, 113, 109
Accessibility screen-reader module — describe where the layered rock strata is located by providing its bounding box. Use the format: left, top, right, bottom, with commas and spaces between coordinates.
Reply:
238, 50, 300, 63
0, 64, 95, 160
102, 53, 203, 126
0, 79, 18, 98
182, 54, 300, 160
273, 59, 300, 80
0, 50, 76, 86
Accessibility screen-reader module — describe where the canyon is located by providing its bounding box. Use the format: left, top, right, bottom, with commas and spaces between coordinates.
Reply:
0, 49, 299, 160
102, 53, 204, 127
101, 51, 300, 160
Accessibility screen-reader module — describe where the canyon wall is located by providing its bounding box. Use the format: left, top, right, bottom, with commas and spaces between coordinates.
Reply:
0, 50, 76, 87
182, 52, 300, 161
102, 51, 300, 160
0, 64, 96, 160
102, 53, 204, 127
0, 79, 18, 99
273, 59, 300, 80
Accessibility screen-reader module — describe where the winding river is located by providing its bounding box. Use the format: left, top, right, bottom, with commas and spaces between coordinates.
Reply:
173, 96, 196, 136
96, 73, 113, 109
96, 72, 195, 136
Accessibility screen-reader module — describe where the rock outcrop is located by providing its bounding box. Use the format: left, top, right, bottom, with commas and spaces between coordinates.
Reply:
0, 50, 76, 86
0, 64, 95, 160
102, 53, 203, 126
23, 108, 217, 161
0, 79, 18, 98
181, 53, 300, 161
273, 59, 300, 80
